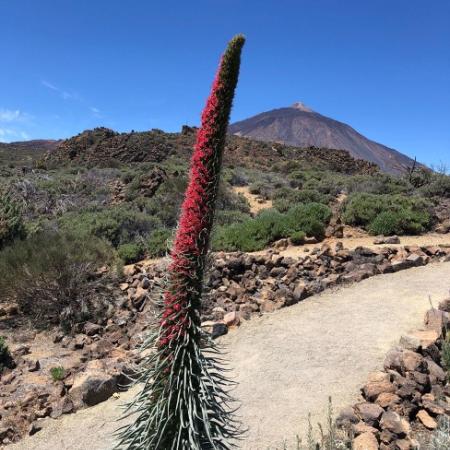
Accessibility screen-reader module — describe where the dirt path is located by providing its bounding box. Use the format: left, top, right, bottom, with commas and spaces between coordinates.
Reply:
10, 262, 450, 450
275, 231, 450, 258
233, 186, 273, 215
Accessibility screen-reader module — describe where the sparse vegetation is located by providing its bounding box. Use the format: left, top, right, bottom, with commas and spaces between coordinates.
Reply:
0, 193, 26, 249
0, 231, 118, 332
342, 193, 433, 235
274, 398, 351, 450
441, 334, 450, 375
50, 366, 66, 381
212, 203, 331, 251
290, 230, 306, 246
146, 228, 172, 257
0, 336, 14, 372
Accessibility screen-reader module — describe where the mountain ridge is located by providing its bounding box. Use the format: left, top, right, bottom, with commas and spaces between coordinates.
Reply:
230, 104, 417, 174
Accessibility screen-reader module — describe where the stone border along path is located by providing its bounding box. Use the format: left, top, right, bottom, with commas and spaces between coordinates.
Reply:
9, 261, 450, 450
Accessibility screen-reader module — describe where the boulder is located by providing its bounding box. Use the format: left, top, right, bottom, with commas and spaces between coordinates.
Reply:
352, 421, 379, 436
355, 402, 384, 426
401, 350, 423, 372
363, 372, 395, 401
380, 411, 410, 436
374, 236, 400, 245
416, 409, 437, 429
435, 220, 450, 234
400, 330, 439, 351
84, 322, 103, 336
376, 392, 401, 408
406, 253, 424, 266
424, 308, 448, 334
426, 359, 446, 383
69, 370, 117, 408
293, 283, 308, 302
336, 406, 359, 427
353, 432, 379, 450
223, 311, 240, 327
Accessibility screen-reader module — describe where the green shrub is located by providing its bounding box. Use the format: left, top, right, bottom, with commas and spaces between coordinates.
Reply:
342, 193, 432, 235
0, 193, 26, 249
212, 209, 289, 252
59, 205, 162, 248
248, 182, 264, 195
212, 203, 331, 251
214, 210, 251, 226
147, 229, 172, 257
290, 231, 306, 246
369, 209, 430, 236
0, 336, 14, 372
286, 202, 332, 240
273, 188, 330, 212
0, 231, 118, 332
421, 415, 450, 450
419, 173, 450, 198
346, 174, 411, 195
216, 182, 251, 214
368, 211, 402, 236
441, 335, 450, 374
117, 242, 144, 264
50, 366, 65, 381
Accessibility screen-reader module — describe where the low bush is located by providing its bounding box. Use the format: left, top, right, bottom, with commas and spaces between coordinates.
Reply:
0, 336, 14, 372
286, 203, 332, 240
212, 203, 332, 251
346, 174, 411, 195
342, 193, 432, 235
212, 209, 289, 252
419, 172, 450, 198
441, 334, 450, 374
214, 210, 251, 227
50, 366, 66, 381
420, 415, 450, 450
0, 231, 118, 332
369, 209, 430, 236
290, 231, 306, 246
273, 188, 331, 212
0, 193, 26, 249
117, 242, 144, 264
59, 205, 162, 248
146, 228, 172, 257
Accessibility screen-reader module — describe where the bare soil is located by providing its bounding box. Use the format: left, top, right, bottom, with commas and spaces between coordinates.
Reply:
233, 186, 273, 215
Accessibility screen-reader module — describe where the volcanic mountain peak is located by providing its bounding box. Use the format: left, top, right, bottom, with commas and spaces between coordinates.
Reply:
229, 104, 418, 174
291, 102, 314, 112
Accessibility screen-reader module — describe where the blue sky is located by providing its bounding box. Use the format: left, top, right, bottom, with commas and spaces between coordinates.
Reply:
0, 0, 449, 167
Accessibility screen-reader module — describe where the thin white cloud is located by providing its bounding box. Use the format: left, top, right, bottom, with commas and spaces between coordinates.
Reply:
41, 80, 58, 91
41, 79, 76, 100
0, 127, 28, 142
41, 80, 103, 119
0, 109, 22, 122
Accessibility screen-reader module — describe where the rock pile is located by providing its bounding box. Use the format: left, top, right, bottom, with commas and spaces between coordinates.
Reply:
124, 244, 450, 336
2, 243, 450, 446
0, 304, 151, 445
340, 305, 450, 450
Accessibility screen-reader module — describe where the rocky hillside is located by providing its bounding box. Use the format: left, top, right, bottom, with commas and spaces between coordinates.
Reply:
44, 126, 379, 175
0, 139, 59, 168
229, 102, 417, 174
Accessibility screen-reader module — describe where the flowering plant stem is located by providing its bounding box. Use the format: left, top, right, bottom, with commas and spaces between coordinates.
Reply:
116, 34, 245, 450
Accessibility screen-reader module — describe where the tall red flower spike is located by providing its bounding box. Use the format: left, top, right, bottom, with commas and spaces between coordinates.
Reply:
117, 35, 245, 450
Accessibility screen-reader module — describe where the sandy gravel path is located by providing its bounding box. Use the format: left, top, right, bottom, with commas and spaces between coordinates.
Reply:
9, 262, 450, 450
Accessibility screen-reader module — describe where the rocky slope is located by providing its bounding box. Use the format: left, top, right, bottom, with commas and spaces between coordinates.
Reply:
2, 243, 450, 447
44, 126, 379, 175
229, 102, 417, 174
0, 140, 59, 168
